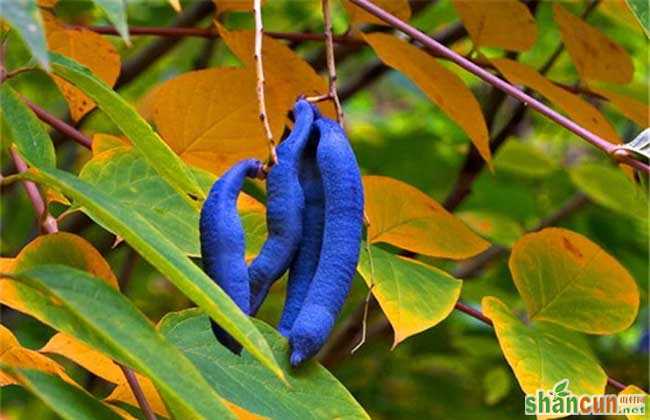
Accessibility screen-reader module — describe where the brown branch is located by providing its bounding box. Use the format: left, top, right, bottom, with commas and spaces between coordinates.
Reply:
117, 363, 157, 420
24, 100, 92, 149
253, 0, 276, 167
115, 0, 214, 88
321, 0, 344, 125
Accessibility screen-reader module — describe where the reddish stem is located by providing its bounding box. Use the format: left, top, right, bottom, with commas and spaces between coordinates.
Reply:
347, 0, 648, 173
24, 100, 92, 149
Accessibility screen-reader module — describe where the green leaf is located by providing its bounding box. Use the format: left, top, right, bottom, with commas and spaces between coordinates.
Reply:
159, 308, 370, 420
626, 0, 650, 37
0, 85, 56, 168
1, 0, 49, 69
7, 368, 121, 420
483, 367, 512, 405
509, 227, 639, 334
482, 296, 607, 396
90, 0, 130, 44
22, 166, 284, 381
79, 146, 267, 257
493, 141, 557, 178
357, 244, 462, 347
49, 53, 204, 204
570, 162, 648, 220
12, 264, 235, 420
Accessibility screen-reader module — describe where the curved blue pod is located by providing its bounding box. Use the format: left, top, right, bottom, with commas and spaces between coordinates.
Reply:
288, 117, 364, 366
200, 158, 262, 353
277, 130, 325, 337
248, 99, 315, 314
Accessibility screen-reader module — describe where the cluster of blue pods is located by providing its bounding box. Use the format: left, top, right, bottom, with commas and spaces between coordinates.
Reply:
199, 99, 364, 366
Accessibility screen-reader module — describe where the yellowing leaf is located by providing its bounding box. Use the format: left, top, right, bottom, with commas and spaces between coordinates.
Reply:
363, 33, 491, 164
212, 0, 260, 14
620, 385, 649, 420
553, 4, 634, 84
168, 0, 181, 12
216, 24, 335, 119
509, 227, 639, 334
222, 400, 268, 420
14, 232, 118, 289
364, 176, 490, 259
43, 13, 121, 121
357, 245, 462, 347
590, 87, 649, 127
40, 333, 123, 384
452, 0, 537, 51
92, 133, 130, 156
1, 233, 118, 319
491, 58, 622, 145
344, 0, 411, 26
482, 296, 607, 397
0, 325, 68, 387
146, 68, 282, 175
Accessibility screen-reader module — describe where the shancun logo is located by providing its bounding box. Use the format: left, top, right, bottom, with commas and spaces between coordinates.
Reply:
524, 379, 646, 416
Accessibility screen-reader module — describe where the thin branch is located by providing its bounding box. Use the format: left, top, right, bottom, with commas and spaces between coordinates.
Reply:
10, 149, 58, 234
24, 99, 92, 149
347, 0, 648, 173
253, 0, 277, 167
321, 0, 344, 125
117, 364, 157, 420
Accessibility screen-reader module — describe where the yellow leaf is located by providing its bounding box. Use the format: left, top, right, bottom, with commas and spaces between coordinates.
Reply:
589, 87, 649, 128
37, 0, 58, 8
43, 12, 121, 122
221, 400, 268, 420
619, 385, 649, 420
553, 4, 634, 85
14, 232, 118, 288
363, 33, 491, 165
146, 68, 283, 175
452, 0, 537, 51
216, 24, 335, 119
364, 176, 490, 259
509, 227, 639, 334
482, 296, 607, 398
491, 58, 622, 145
40, 333, 123, 384
213, 0, 261, 14
600, 0, 644, 35
1, 233, 118, 319
92, 133, 131, 156
0, 325, 69, 387
168, 0, 181, 12
357, 245, 462, 347
344, 0, 411, 26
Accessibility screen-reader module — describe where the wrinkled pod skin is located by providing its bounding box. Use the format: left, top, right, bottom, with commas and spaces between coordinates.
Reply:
288, 117, 364, 366
248, 100, 315, 314
199, 158, 262, 353
278, 123, 325, 336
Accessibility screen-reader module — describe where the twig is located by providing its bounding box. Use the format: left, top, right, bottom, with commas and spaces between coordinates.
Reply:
347, 0, 648, 173
350, 285, 374, 354
117, 363, 157, 420
24, 99, 92, 149
9, 149, 58, 234
321, 0, 344, 126
253, 0, 277, 167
